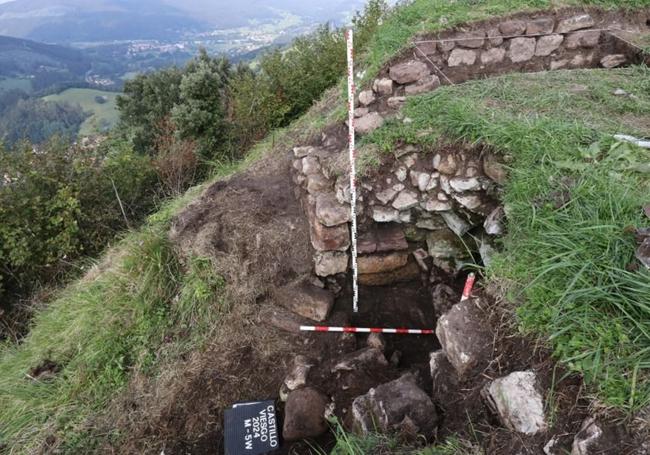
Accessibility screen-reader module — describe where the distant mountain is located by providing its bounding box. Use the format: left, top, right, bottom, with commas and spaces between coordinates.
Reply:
0, 0, 367, 44
0, 34, 90, 77
0, 0, 209, 43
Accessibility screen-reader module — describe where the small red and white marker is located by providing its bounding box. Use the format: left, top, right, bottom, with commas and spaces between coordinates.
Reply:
300, 273, 477, 336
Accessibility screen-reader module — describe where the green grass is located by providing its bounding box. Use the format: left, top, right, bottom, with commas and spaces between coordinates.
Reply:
43, 89, 119, 136
0, 77, 33, 94
365, 66, 650, 411
358, 0, 650, 86
326, 420, 480, 455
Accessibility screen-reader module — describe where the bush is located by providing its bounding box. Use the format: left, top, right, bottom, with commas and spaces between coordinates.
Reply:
153, 118, 199, 197
0, 137, 157, 299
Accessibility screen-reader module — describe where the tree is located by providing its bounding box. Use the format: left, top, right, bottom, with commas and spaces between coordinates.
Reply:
171, 49, 231, 160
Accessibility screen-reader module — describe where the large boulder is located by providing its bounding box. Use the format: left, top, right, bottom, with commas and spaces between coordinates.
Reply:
388, 60, 430, 84
483, 371, 547, 435
448, 49, 477, 67
351, 373, 438, 436
435, 298, 491, 376
508, 37, 536, 63
283, 387, 330, 441
275, 278, 334, 322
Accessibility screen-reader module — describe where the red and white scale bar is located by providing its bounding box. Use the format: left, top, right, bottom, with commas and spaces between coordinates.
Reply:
301, 273, 477, 335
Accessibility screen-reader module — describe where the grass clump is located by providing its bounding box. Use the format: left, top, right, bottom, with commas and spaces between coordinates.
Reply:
0, 200, 225, 452
365, 66, 650, 411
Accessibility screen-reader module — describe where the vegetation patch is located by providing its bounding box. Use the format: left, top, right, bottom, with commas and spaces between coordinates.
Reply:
365, 66, 650, 411
43, 88, 120, 136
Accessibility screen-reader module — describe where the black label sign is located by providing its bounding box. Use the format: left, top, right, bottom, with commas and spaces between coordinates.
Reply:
224, 400, 280, 455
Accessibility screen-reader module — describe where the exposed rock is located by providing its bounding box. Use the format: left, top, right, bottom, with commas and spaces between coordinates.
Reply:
355, 107, 369, 118
293, 146, 314, 158
399, 211, 412, 223
571, 52, 595, 67
292, 159, 303, 172
335, 176, 351, 204
571, 417, 603, 455
263, 305, 312, 333
358, 252, 408, 274
395, 166, 408, 182
439, 175, 452, 194
436, 298, 491, 376
550, 59, 569, 70
388, 60, 430, 84
481, 47, 506, 64
302, 156, 321, 175
284, 355, 314, 391
421, 198, 453, 212
438, 40, 456, 52
416, 41, 438, 56
526, 17, 555, 35
310, 218, 350, 252
637, 237, 650, 269
487, 28, 504, 46
351, 373, 438, 436
416, 216, 446, 230
483, 371, 547, 435
413, 248, 429, 271
455, 31, 486, 48
283, 387, 329, 441
358, 261, 420, 286
483, 153, 508, 184
508, 37, 536, 63
373, 206, 400, 223
432, 153, 458, 175
389, 350, 401, 367
356, 112, 385, 135
387, 96, 407, 109
405, 74, 441, 95
429, 351, 458, 400
314, 251, 349, 277
375, 185, 400, 205
373, 78, 394, 96
479, 236, 497, 267
600, 54, 627, 68
544, 436, 561, 455
499, 20, 526, 36
452, 194, 483, 211
449, 177, 481, 192
426, 229, 466, 259
375, 224, 408, 252
448, 48, 477, 66
484, 207, 506, 235
535, 34, 564, 56
306, 173, 331, 194
392, 190, 419, 210
556, 14, 595, 33
358, 89, 376, 106
358, 231, 377, 254
276, 279, 334, 322
410, 170, 432, 192
440, 211, 472, 237
316, 193, 350, 227
431, 283, 458, 316
332, 347, 388, 373
367, 333, 386, 351
565, 30, 600, 49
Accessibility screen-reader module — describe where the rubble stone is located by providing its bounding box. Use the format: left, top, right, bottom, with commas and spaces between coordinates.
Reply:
392, 190, 419, 211
448, 48, 477, 66
484, 371, 547, 435
565, 30, 600, 49
284, 355, 314, 391
358, 252, 408, 274
388, 60, 430, 84
556, 14, 595, 33
436, 298, 491, 376
455, 31, 486, 48
356, 112, 385, 135
526, 17, 555, 35
314, 251, 348, 277
600, 54, 627, 68
499, 20, 527, 36
508, 37, 536, 63
276, 279, 334, 322
358, 89, 376, 106
405, 74, 441, 95
536, 34, 564, 56
283, 387, 329, 441
315, 193, 350, 227
373, 78, 394, 96
426, 229, 466, 258
351, 373, 438, 436
372, 206, 400, 223
481, 47, 506, 64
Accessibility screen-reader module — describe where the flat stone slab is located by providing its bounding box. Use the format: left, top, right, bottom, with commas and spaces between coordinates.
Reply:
275, 278, 334, 322
283, 387, 329, 441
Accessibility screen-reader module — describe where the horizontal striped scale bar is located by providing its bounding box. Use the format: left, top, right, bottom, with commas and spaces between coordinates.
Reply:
300, 326, 435, 335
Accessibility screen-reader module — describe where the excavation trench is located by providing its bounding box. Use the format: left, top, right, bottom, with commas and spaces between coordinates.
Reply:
126, 7, 650, 455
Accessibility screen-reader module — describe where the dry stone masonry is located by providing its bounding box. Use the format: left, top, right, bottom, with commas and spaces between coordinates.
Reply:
274, 8, 650, 451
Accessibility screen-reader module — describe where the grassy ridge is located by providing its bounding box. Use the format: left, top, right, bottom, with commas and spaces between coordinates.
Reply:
366, 66, 650, 410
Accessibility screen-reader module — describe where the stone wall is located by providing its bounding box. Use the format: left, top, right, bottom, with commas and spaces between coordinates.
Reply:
290, 10, 649, 284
